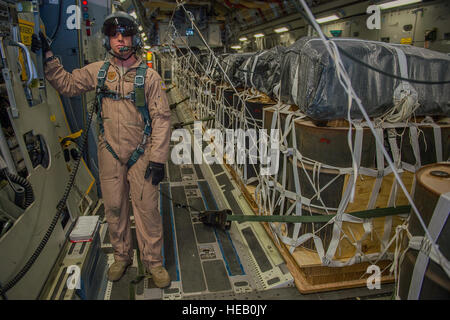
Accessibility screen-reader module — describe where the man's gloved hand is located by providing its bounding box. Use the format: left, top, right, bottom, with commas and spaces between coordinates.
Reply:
31, 32, 51, 54
144, 161, 165, 185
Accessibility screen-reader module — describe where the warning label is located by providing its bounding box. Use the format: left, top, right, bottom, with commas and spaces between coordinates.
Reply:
19, 19, 35, 46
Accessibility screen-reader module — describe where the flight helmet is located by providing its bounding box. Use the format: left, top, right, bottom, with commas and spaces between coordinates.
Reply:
102, 11, 142, 52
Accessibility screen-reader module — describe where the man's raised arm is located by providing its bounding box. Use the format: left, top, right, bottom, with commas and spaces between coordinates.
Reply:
32, 32, 99, 97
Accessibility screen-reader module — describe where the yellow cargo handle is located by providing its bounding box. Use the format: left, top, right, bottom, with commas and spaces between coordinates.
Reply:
59, 130, 83, 148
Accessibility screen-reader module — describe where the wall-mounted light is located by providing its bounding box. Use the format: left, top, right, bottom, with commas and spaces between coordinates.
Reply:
239, 37, 248, 42
231, 45, 241, 50
254, 33, 265, 38
316, 14, 340, 24
274, 27, 289, 33
379, 0, 422, 10
81, 0, 89, 20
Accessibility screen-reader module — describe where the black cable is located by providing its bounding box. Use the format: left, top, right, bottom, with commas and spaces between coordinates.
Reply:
49, 0, 63, 41
0, 169, 35, 209
1, 169, 21, 194
0, 281, 7, 300
0, 101, 96, 297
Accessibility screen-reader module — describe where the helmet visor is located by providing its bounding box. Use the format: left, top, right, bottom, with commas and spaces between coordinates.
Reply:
103, 22, 137, 37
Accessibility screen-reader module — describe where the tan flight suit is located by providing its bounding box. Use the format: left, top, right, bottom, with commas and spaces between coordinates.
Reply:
45, 56, 171, 269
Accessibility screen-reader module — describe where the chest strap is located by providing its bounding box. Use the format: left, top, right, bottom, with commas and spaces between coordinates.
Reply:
96, 61, 152, 168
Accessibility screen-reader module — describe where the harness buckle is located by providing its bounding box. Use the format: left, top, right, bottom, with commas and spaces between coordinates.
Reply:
129, 91, 136, 103
135, 75, 145, 87
97, 69, 107, 80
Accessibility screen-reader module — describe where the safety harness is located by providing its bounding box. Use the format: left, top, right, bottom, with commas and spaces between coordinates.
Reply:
96, 60, 152, 168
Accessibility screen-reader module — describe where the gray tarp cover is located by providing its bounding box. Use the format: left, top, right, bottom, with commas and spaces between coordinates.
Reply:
279, 37, 450, 120
235, 46, 286, 98
214, 53, 254, 86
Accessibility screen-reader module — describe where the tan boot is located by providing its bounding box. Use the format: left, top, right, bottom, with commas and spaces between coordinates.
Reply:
107, 260, 132, 282
149, 266, 171, 288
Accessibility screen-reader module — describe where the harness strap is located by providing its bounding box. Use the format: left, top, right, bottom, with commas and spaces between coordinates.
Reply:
105, 141, 120, 161
96, 61, 111, 135
96, 61, 152, 169
127, 62, 151, 168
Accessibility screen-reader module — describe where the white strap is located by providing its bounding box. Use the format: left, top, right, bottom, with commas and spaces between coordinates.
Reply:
368, 128, 385, 209
383, 132, 397, 250
408, 192, 450, 299
323, 123, 363, 264
241, 57, 252, 88
250, 51, 265, 88
291, 63, 300, 104
270, 109, 280, 212
408, 124, 422, 170
350, 123, 363, 203
432, 123, 443, 162
392, 46, 408, 80
419, 117, 443, 163
290, 115, 303, 254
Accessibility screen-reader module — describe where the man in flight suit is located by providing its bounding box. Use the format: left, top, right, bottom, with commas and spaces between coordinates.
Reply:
32, 12, 171, 288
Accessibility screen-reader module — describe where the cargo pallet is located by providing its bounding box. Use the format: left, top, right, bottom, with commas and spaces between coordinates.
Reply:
224, 161, 396, 294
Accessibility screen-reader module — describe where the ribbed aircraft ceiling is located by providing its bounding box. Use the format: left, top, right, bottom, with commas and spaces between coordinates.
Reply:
137, 0, 337, 28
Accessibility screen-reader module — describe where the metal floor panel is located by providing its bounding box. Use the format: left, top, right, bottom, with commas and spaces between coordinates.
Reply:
171, 185, 207, 294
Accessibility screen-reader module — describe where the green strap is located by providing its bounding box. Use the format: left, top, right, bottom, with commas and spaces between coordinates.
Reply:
126, 62, 152, 169
226, 206, 411, 224
134, 64, 146, 107
133, 62, 151, 130
105, 141, 120, 161
126, 147, 145, 168
96, 61, 111, 135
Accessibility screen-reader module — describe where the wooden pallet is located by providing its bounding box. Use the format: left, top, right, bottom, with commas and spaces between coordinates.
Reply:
265, 233, 395, 293
222, 163, 397, 294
